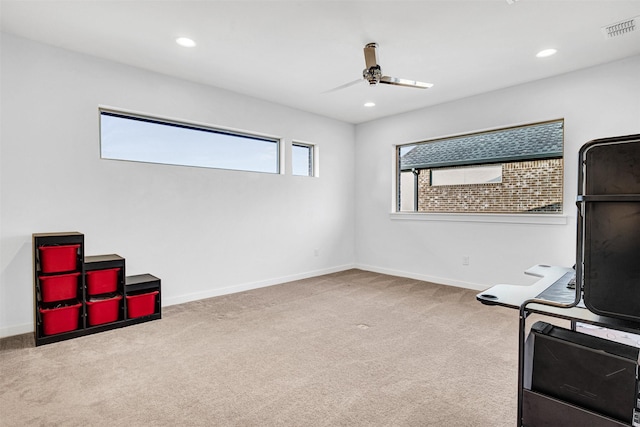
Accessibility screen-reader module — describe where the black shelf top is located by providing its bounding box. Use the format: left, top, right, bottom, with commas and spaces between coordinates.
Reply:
85, 254, 125, 263
126, 274, 160, 285
125, 274, 161, 293
33, 231, 83, 238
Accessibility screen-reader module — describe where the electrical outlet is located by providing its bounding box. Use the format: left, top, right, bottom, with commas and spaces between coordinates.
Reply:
462, 256, 469, 266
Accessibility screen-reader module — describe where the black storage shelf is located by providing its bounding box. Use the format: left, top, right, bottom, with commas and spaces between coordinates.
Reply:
33, 232, 161, 346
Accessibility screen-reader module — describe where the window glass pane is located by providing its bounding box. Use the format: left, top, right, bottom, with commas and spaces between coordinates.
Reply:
100, 111, 279, 173
292, 143, 313, 176
432, 165, 502, 186
398, 120, 564, 213
399, 171, 416, 211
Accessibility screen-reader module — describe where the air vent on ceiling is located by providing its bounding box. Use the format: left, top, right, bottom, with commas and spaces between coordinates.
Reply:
602, 16, 638, 39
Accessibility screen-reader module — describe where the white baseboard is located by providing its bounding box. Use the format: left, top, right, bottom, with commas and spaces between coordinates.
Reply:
162, 263, 356, 307
354, 263, 488, 291
0, 323, 33, 339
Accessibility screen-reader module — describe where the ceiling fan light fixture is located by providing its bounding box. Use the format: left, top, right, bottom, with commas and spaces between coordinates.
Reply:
381, 76, 433, 89
176, 37, 196, 48
536, 48, 557, 58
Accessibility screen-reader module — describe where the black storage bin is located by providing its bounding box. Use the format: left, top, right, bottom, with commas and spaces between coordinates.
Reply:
524, 321, 638, 425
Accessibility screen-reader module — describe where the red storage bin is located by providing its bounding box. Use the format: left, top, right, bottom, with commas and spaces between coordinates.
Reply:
39, 272, 80, 302
86, 268, 120, 295
39, 244, 80, 273
86, 294, 122, 326
126, 291, 159, 319
39, 302, 81, 335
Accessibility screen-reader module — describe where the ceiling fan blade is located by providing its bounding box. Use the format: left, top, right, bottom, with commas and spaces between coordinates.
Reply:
322, 78, 364, 94
380, 75, 433, 89
363, 42, 378, 69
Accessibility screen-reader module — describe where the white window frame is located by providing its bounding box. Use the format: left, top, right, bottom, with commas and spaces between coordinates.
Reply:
392, 120, 567, 224
292, 141, 316, 177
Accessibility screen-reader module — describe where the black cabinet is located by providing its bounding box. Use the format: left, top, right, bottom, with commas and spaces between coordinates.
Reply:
576, 134, 640, 323
477, 134, 640, 426
33, 232, 161, 346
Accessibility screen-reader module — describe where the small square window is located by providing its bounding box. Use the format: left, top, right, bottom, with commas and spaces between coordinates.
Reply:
292, 143, 314, 176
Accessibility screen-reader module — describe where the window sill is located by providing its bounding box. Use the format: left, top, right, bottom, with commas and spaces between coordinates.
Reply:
390, 212, 568, 225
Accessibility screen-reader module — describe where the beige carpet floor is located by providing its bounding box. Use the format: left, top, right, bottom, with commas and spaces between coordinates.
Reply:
0, 269, 519, 426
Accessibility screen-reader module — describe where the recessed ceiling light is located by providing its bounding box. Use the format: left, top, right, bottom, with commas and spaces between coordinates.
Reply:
176, 37, 196, 48
536, 48, 557, 58
364, 102, 376, 107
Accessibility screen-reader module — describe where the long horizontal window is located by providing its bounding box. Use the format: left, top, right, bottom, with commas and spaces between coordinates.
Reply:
100, 110, 280, 173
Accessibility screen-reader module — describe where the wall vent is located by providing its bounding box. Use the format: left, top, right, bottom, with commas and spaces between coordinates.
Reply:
602, 16, 638, 39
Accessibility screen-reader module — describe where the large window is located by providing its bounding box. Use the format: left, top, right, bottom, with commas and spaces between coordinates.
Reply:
100, 110, 280, 173
397, 120, 564, 214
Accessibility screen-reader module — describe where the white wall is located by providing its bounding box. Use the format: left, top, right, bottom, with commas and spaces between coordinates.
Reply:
354, 55, 640, 289
2, 32, 639, 339
0, 34, 356, 337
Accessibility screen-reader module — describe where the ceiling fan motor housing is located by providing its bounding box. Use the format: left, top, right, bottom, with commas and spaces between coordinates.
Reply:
363, 65, 382, 85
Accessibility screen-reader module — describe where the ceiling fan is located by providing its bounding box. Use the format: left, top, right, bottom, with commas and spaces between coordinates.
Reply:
328, 42, 433, 92
363, 42, 432, 89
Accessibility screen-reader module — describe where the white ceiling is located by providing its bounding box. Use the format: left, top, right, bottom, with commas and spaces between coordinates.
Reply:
2, 0, 640, 124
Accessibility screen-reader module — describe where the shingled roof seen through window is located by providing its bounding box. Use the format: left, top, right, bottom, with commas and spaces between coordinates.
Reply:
400, 120, 563, 171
